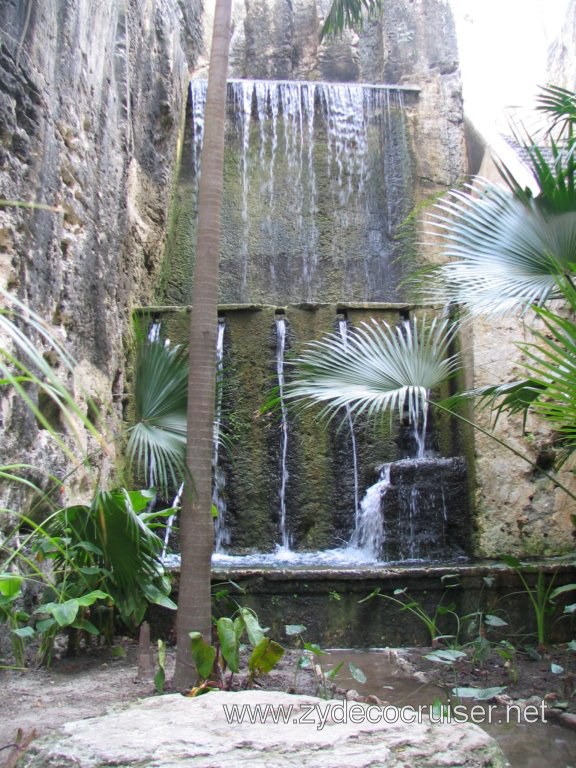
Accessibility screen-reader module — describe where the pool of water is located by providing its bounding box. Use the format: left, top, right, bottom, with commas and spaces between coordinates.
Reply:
324, 649, 576, 768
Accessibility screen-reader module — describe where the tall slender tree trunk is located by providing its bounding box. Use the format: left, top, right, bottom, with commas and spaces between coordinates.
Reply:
173, 0, 232, 688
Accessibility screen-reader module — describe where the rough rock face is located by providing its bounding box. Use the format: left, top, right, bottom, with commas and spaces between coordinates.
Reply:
22, 690, 506, 768
547, 0, 576, 90
0, 0, 202, 515
226, 0, 465, 196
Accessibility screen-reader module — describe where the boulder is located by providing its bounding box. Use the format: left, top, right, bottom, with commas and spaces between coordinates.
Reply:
22, 690, 505, 767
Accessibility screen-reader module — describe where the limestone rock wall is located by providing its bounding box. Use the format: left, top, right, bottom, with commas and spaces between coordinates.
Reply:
225, 0, 464, 196
0, 0, 202, 518
547, 0, 576, 90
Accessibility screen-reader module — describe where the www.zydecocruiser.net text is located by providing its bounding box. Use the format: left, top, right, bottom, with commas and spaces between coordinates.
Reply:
222, 700, 548, 731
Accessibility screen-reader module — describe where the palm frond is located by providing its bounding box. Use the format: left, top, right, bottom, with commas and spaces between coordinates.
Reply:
320, 0, 383, 41
424, 182, 576, 316
288, 316, 459, 427
51, 488, 174, 625
126, 340, 188, 497
0, 288, 102, 454
535, 84, 576, 142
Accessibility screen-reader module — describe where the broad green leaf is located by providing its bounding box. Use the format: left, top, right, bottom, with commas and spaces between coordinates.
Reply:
189, 631, 216, 681
349, 662, 367, 684
248, 638, 285, 675
75, 590, 110, 607
71, 618, 100, 635
0, 574, 23, 598
12, 626, 35, 640
303, 642, 327, 656
217, 617, 240, 673
51, 599, 80, 627
142, 584, 177, 610
285, 624, 306, 636
452, 686, 507, 700
240, 608, 266, 646
35, 617, 56, 634
72, 541, 103, 555
484, 614, 508, 627
325, 660, 345, 680
501, 555, 522, 569
565, 604, 576, 615
550, 584, 576, 600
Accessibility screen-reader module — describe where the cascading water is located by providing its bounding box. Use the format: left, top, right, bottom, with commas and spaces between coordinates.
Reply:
186, 79, 413, 306
213, 319, 229, 552
172, 79, 470, 567
348, 464, 390, 559
275, 315, 291, 550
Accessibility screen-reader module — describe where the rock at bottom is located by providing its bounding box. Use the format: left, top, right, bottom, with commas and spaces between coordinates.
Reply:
22, 690, 506, 767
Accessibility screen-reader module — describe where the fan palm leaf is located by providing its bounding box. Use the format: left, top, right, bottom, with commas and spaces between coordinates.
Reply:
288, 316, 459, 428
425, 182, 576, 316
126, 340, 188, 497
421, 85, 576, 317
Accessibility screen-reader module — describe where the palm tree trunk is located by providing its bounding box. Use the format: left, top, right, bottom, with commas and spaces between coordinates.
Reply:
173, 0, 232, 688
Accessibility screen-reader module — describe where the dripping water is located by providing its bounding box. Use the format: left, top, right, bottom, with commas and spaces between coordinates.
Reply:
213, 319, 229, 552
188, 79, 412, 304
276, 316, 291, 549
338, 318, 360, 522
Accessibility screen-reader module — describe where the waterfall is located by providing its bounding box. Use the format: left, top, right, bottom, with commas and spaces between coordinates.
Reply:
188, 79, 412, 305
213, 319, 229, 552
338, 318, 360, 521
349, 464, 390, 560
275, 315, 291, 549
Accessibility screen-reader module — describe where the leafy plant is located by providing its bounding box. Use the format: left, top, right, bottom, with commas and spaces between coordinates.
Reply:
288, 316, 459, 433
285, 624, 366, 698
501, 555, 576, 648
320, 0, 383, 40
0, 487, 176, 665
187, 607, 285, 693
360, 575, 462, 647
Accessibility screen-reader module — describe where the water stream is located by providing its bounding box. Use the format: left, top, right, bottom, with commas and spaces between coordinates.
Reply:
325, 650, 576, 768
338, 318, 360, 522
276, 315, 291, 550
213, 319, 229, 552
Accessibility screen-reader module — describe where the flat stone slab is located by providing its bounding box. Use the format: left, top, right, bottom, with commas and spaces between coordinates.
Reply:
21, 690, 506, 767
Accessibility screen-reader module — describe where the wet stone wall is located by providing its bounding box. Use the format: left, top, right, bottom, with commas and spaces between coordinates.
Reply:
144, 304, 467, 557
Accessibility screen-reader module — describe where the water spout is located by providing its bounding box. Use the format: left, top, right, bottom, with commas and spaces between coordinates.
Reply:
276, 315, 291, 549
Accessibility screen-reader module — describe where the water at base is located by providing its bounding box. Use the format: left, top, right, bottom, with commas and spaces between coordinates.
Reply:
162, 544, 443, 570
327, 649, 576, 768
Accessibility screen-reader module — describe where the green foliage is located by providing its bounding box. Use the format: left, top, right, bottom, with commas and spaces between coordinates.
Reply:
0, 287, 102, 459
501, 555, 576, 647
286, 623, 366, 698
320, 0, 383, 40
188, 607, 285, 691
155, 639, 167, 694
360, 575, 462, 647
0, 487, 175, 665
42, 488, 176, 627
126, 339, 188, 498
288, 316, 459, 430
